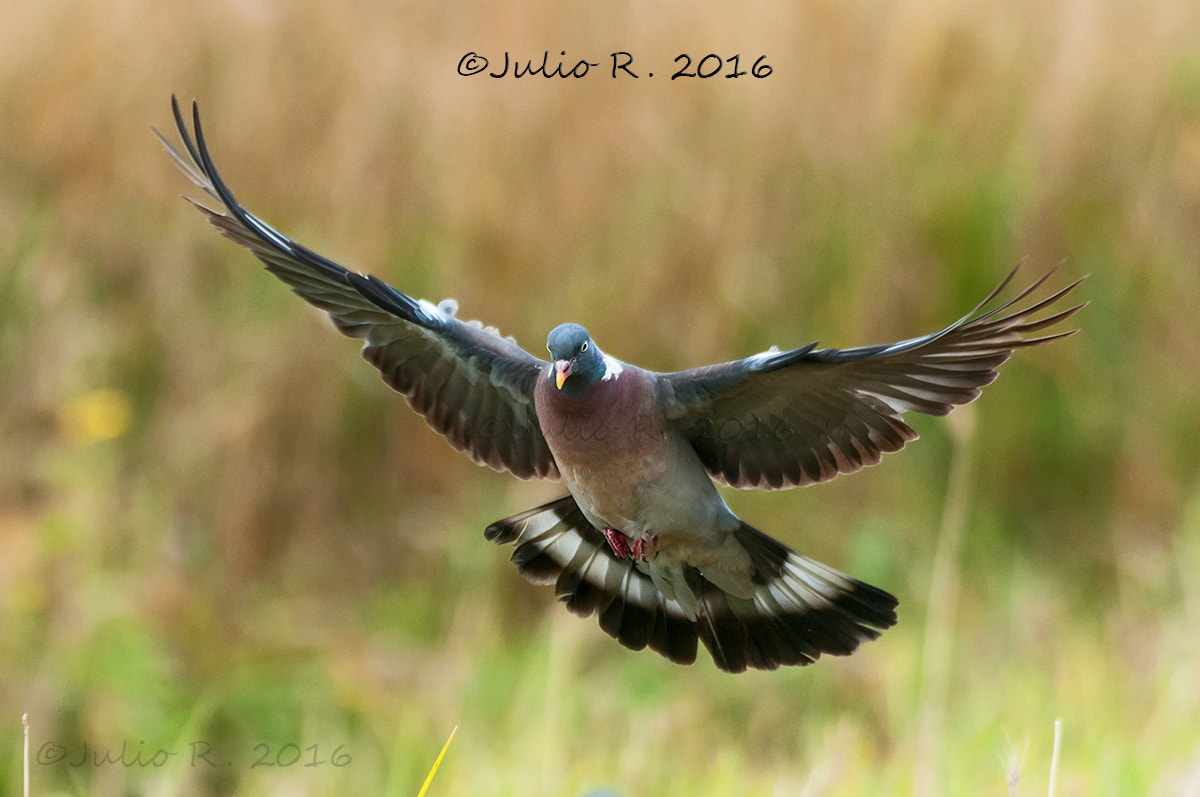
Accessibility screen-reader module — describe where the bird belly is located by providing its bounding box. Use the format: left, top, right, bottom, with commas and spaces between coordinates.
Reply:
556, 431, 735, 544
535, 365, 738, 548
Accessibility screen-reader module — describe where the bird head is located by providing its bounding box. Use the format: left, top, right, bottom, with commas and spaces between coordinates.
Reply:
546, 323, 603, 392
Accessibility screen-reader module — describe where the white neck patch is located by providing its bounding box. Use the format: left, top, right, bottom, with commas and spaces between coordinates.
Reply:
601, 353, 624, 381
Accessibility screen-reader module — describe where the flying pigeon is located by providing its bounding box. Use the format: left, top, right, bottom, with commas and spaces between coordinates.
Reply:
157, 97, 1083, 673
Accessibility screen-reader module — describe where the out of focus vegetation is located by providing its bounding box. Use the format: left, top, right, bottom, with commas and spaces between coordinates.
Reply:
2, 1, 1199, 795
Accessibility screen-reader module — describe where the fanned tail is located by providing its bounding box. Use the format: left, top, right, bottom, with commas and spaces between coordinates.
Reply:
486, 497, 897, 673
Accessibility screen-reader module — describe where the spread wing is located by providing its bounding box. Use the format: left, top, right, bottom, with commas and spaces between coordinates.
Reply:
659, 269, 1084, 489
157, 96, 559, 480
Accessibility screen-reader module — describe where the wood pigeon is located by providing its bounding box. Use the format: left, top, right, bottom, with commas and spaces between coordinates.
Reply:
157, 97, 1083, 673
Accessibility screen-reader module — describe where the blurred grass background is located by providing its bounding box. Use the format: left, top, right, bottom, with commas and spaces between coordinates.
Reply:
2, 0, 1199, 794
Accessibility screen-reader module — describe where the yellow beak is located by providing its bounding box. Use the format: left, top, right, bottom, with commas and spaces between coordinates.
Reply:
554, 360, 573, 390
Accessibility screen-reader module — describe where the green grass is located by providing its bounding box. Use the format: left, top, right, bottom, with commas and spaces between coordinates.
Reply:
3, 0, 1200, 794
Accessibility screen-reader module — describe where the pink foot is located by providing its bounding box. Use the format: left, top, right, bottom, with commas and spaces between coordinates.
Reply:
630, 535, 660, 561
601, 527, 632, 559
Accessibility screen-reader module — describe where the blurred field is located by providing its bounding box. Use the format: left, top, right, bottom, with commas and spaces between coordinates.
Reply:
2, 0, 1199, 794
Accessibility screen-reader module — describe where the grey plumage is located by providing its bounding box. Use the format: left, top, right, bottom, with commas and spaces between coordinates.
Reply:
158, 96, 1083, 673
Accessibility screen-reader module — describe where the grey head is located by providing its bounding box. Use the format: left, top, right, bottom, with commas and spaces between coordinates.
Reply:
546, 323, 605, 394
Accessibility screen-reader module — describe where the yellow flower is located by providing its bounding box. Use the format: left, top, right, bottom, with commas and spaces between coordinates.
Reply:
59, 388, 132, 446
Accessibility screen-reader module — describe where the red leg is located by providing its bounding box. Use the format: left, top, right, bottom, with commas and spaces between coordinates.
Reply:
630, 535, 660, 561
601, 527, 632, 560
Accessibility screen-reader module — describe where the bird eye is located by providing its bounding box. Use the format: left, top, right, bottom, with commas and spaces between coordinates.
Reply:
580, 341, 589, 352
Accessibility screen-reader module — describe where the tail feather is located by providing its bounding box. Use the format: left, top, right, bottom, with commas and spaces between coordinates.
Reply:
484, 495, 897, 673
